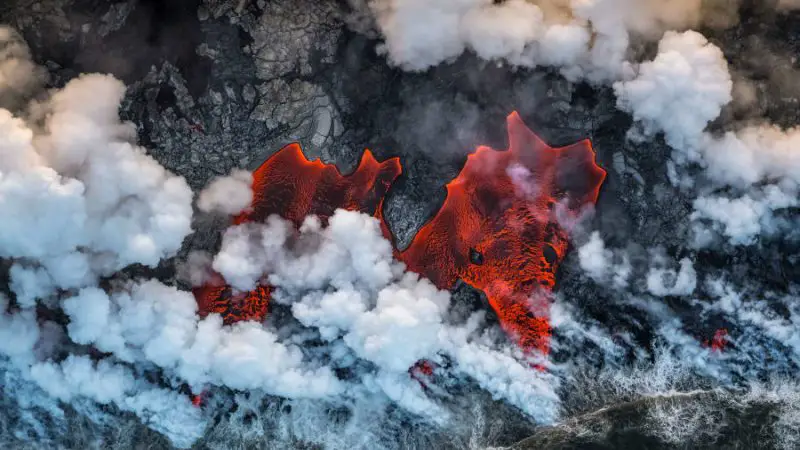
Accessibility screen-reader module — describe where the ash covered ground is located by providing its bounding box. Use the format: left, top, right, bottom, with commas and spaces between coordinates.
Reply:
2, 0, 800, 449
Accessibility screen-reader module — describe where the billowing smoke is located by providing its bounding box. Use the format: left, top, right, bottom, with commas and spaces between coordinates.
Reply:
645, 255, 697, 297
0, 25, 193, 307
0, 27, 46, 108
615, 31, 800, 247
350, 0, 741, 82
0, 25, 202, 447
355, 0, 620, 80
355, 0, 800, 250
613, 30, 733, 153
577, 231, 630, 289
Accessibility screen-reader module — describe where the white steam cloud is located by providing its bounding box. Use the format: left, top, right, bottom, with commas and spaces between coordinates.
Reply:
577, 231, 630, 289
353, 0, 737, 82
0, 294, 205, 448
613, 30, 732, 152
357, 0, 800, 248
197, 169, 253, 215
0, 26, 202, 447
617, 31, 800, 246
646, 256, 697, 297
62, 280, 343, 397
0, 27, 46, 106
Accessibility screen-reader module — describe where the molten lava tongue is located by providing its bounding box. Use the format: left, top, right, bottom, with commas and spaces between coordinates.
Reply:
399, 112, 606, 355
194, 143, 402, 323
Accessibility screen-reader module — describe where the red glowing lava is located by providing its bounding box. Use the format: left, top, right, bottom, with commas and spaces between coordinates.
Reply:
193, 283, 271, 325
194, 112, 606, 356
236, 143, 402, 227
194, 143, 402, 322
409, 360, 437, 388
707, 328, 729, 352
191, 391, 205, 408
399, 112, 606, 353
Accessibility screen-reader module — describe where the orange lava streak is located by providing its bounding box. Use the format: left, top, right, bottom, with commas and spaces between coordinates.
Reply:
194, 144, 402, 322
399, 112, 606, 354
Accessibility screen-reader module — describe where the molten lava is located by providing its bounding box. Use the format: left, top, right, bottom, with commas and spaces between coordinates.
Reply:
194, 143, 401, 322
400, 112, 606, 353
191, 391, 205, 408
236, 143, 402, 226
707, 328, 729, 352
194, 112, 606, 355
193, 284, 271, 325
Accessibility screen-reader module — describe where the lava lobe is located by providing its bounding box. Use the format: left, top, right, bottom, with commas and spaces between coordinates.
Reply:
400, 112, 606, 354
195, 112, 606, 355
194, 143, 402, 324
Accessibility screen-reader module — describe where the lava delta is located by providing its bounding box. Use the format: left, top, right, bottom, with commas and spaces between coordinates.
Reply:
195, 111, 606, 355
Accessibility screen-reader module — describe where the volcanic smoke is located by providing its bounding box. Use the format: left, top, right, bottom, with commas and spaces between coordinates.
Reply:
195, 112, 606, 355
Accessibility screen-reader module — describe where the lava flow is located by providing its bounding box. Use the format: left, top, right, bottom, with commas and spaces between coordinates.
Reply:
193, 143, 402, 324
400, 112, 606, 354
194, 112, 606, 355
235, 143, 402, 226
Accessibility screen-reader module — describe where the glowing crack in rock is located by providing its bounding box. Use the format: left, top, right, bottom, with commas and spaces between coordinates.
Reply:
195, 112, 606, 356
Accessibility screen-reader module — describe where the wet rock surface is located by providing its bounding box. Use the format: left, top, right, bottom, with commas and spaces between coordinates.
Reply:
509, 391, 777, 450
